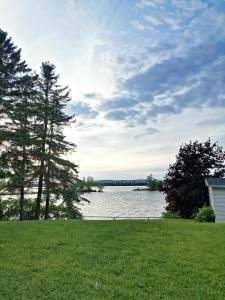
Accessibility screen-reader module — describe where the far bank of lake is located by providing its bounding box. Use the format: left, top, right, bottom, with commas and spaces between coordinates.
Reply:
80, 186, 166, 219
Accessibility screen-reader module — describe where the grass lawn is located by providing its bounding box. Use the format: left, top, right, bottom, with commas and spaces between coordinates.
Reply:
0, 220, 225, 299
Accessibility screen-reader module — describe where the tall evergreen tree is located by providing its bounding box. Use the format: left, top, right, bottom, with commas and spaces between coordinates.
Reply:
0, 29, 37, 220
34, 62, 55, 219
34, 62, 78, 220
43, 83, 78, 219
0, 30, 81, 220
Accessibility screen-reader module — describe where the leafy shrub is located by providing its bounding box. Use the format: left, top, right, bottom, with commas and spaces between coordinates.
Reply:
195, 207, 215, 222
162, 210, 179, 219
0, 198, 82, 220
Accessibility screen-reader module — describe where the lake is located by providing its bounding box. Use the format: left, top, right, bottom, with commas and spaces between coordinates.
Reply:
80, 186, 166, 220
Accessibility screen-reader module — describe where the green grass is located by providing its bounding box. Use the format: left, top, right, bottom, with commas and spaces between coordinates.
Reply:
0, 220, 225, 300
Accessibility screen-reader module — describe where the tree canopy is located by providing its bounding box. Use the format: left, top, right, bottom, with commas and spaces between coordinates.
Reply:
146, 175, 163, 190
0, 28, 83, 220
163, 139, 225, 218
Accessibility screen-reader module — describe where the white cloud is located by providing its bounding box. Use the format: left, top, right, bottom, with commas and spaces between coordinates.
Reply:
163, 17, 180, 30
130, 20, 146, 31
144, 15, 162, 26
137, 0, 165, 9
1, 0, 225, 179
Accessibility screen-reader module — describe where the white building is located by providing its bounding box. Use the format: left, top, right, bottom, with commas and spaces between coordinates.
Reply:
205, 178, 225, 223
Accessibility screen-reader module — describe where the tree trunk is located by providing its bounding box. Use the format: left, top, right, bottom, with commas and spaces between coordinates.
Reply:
44, 95, 54, 220
35, 161, 44, 220
44, 194, 50, 220
44, 133, 52, 220
20, 136, 27, 221
35, 79, 49, 220
44, 158, 51, 220
19, 186, 24, 220
44, 158, 50, 220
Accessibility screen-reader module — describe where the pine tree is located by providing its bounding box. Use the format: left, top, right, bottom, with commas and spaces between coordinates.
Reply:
0, 30, 81, 220
33, 62, 56, 219
0, 29, 37, 220
34, 62, 78, 220
43, 85, 77, 219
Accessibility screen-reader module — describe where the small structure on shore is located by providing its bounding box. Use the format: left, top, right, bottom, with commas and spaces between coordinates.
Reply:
205, 178, 225, 223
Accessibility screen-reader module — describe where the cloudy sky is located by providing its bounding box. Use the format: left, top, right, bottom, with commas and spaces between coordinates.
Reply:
1, 0, 225, 179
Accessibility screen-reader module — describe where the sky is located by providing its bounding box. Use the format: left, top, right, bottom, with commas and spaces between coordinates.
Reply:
1, 0, 225, 179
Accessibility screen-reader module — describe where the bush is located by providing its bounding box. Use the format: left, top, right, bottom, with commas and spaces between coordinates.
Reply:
162, 210, 179, 219
0, 198, 82, 220
195, 207, 215, 222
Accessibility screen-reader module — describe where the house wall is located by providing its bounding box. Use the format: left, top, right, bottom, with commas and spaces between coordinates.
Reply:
212, 188, 225, 223
208, 187, 214, 209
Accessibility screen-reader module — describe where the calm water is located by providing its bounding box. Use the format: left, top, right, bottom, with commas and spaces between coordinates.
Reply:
79, 186, 166, 219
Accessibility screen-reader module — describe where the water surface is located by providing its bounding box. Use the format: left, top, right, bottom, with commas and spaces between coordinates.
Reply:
80, 186, 166, 219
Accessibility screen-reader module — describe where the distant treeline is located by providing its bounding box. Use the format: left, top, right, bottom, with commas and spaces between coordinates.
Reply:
94, 179, 158, 186
93, 178, 164, 190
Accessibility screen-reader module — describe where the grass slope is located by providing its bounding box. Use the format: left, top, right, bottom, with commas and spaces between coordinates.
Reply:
0, 220, 225, 300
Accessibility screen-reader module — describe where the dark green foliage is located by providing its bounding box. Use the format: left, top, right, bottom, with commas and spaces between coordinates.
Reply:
0, 198, 18, 220
0, 197, 82, 220
147, 176, 163, 190
0, 29, 30, 101
163, 139, 225, 218
0, 29, 37, 220
76, 177, 96, 192
195, 207, 215, 222
161, 210, 179, 219
0, 29, 81, 220
34, 62, 78, 220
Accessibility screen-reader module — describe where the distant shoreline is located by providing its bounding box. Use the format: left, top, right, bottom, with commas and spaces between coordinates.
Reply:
132, 187, 161, 191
